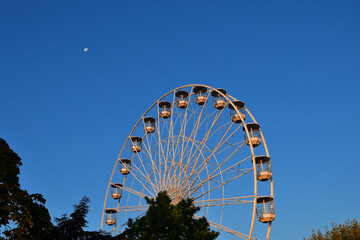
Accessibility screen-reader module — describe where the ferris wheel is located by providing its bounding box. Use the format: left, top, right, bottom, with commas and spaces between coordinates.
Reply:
101, 84, 275, 240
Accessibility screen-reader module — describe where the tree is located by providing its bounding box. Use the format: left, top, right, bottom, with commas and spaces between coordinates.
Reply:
304, 218, 360, 240
0, 138, 52, 239
0, 138, 119, 239
51, 195, 113, 240
51, 196, 90, 239
119, 191, 220, 240
0, 138, 116, 240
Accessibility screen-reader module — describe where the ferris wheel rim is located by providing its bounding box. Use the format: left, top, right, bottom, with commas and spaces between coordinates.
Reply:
101, 84, 274, 239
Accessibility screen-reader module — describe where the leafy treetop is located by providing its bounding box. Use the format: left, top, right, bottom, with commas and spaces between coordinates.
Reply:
304, 218, 360, 240
119, 191, 220, 240
0, 138, 52, 240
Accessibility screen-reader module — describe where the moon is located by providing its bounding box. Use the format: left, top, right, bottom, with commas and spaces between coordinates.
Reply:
84, 48, 88, 52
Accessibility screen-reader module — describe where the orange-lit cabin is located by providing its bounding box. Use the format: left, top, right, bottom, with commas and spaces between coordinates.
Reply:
111, 183, 123, 200
211, 88, 227, 110
159, 101, 171, 119
105, 209, 117, 226
193, 86, 208, 105
228, 100, 245, 123
254, 156, 272, 181
175, 90, 189, 109
256, 196, 275, 223
130, 136, 142, 153
119, 158, 131, 175
243, 123, 261, 147
143, 117, 155, 134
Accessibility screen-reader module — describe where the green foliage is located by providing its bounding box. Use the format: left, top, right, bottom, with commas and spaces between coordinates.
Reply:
0, 138, 22, 228
0, 138, 52, 239
2, 138, 217, 239
304, 218, 360, 240
0, 138, 115, 240
51, 196, 113, 240
120, 191, 220, 240
53, 196, 90, 238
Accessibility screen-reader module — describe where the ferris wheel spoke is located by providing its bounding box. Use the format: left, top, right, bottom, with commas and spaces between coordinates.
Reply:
158, 113, 178, 190
117, 204, 149, 213
141, 137, 163, 191
156, 101, 173, 191
185, 144, 249, 196
179, 123, 243, 195
184, 106, 226, 183
207, 140, 240, 157
162, 93, 177, 188
155, 110, 168, 190
172, 136, 195, 192
166, 135, 202, 184
190, 168, 253, 201
189, 139, 243, 184
191, 171, 251, 200
149, 129, 168, 191
186, 106, 219, 122
193, 140, 243, 175
170, 125, 225, 189
122, 168, 138, 222
171, 89, 201, 189
194, 196, 254, 208
111, 212, 146, 232
205, 155, 252, 176
134, 138, 161, 193
187, 108, 216, 160
171, 87, 198, 192
178, 141, 209, 196
180, 96, 208, 175
166, 93, 211, 197
178, 120, 237, 188
174, 95, 202, 182
111, 222, 127, 232
122, 168, 151, 223
121, 186, 148, 198
167, 137, 186, 191
176, 112, 223, 191
186, 108, 234, 133
176, 110, 194, 175
196, 216, 258, 240
127, 160, 157, 198
160, 90, 199, 195
142, 125, 162, 187
164, 110, 185, 188
166, 108, 193, 188
133, 153, 160, 195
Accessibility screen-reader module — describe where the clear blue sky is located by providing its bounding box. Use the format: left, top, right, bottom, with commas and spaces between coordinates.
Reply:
1, 1, 360, 239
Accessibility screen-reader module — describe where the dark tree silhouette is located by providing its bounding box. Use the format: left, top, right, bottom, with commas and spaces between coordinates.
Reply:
0, 138, 52, 239
51, 196, 91, 239
51, 195, 113, 240
304, 218, 360, 240
119, 191, 219, 240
